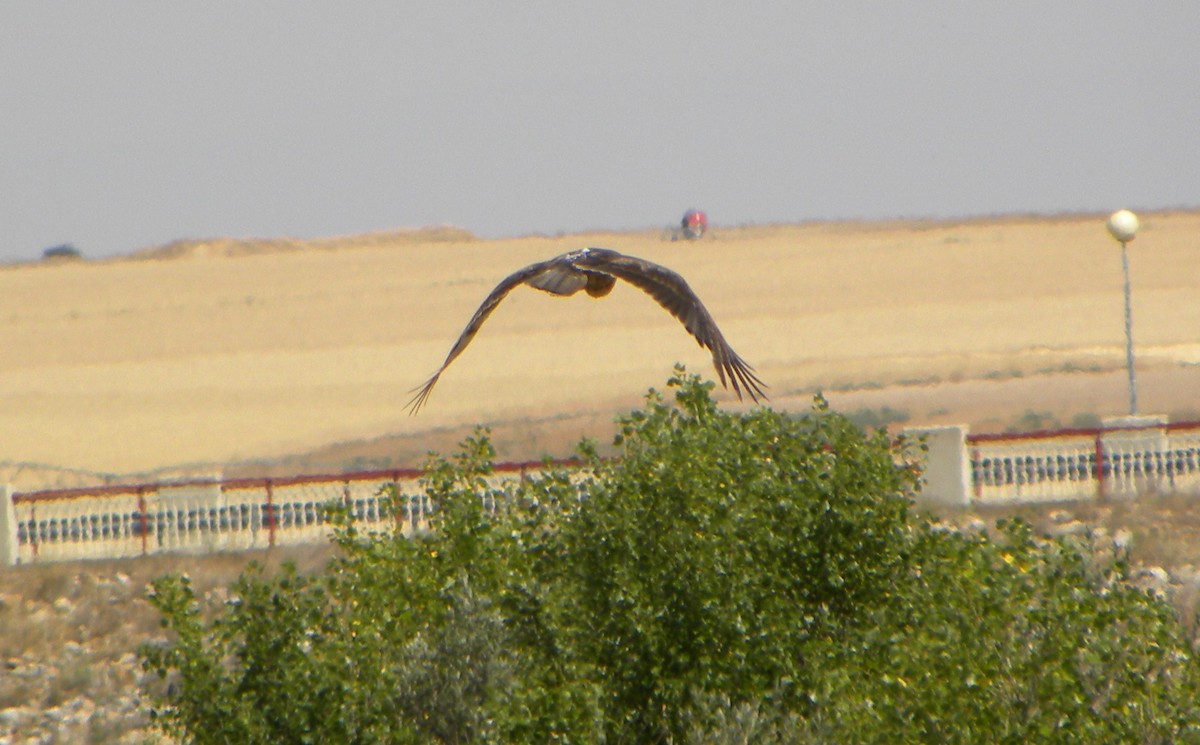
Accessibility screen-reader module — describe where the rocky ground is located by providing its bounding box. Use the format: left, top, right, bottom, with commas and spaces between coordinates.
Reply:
3, 497, 1200, 743
0, 546, 332, 744
1, 569, 163, 743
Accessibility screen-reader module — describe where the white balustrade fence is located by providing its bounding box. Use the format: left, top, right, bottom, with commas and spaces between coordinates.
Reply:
969, 429, 1104, 504
2, 463, 552, 565
913, 417, 1200, 506
7, 419, 1200, 565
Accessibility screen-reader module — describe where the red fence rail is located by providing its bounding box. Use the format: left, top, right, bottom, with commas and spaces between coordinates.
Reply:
4, 459, 581, 565
965, 419, 1200, 504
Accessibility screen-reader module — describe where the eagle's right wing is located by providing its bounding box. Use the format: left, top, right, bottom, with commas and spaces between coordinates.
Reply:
578, 250, 768, 404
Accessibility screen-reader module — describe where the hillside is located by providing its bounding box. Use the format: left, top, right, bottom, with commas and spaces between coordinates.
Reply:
4, 212, 1200, 491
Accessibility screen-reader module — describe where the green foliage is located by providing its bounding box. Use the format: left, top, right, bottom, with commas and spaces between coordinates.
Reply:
1007, 409, 1063, 433
811, 519, 1200, 744
143, 367, 1200, 744
1070, 411, 1104, 429
553, 375, 917, 740
845, 404, 911, 430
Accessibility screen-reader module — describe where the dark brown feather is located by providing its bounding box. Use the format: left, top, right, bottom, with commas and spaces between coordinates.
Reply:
405, 258, 564, 413
573, 250, 768, 403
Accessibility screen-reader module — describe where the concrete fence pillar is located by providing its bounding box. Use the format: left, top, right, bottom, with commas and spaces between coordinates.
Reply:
904, 425, 971, 507
1, 485, 17, 566
1100, 414, 1169, 500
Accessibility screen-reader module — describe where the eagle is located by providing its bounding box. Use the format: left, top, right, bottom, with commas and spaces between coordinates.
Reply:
406, 247, 767, 413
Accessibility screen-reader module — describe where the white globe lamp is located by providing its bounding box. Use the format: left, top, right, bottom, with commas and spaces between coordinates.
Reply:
1107, 209, 1139, 243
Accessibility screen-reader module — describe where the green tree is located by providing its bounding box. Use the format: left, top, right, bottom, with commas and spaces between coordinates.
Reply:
808, 518, 1200, 744
537, 374, 918, 740
143, 368, 1200, 744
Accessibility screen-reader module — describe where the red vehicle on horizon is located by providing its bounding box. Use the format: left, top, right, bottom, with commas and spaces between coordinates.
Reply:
681, 209, 708, 240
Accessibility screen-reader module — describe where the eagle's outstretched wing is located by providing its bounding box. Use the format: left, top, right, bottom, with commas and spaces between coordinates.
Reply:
407, 258, 553, 413
406, 247, 767, 413
405, 254, 611, 413
573, 249, 767, 404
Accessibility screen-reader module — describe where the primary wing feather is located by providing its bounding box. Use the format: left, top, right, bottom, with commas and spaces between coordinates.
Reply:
575, 250, 768, 403
405, 258, 564, 414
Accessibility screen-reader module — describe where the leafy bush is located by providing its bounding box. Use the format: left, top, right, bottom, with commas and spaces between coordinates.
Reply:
810, 519, 1200, 744
143, 368, 1200, 743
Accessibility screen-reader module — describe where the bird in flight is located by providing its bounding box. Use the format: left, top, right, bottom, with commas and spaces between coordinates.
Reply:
406, 247, 767, 413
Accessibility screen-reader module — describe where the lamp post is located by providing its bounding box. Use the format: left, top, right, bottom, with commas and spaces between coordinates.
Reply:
1106, 209, 1140, 415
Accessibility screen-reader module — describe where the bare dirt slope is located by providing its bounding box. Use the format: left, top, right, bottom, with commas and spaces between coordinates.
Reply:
4, 213, 1200, 489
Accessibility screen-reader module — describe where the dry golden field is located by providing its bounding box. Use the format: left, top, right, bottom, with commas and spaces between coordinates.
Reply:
3, 212, 1200, 490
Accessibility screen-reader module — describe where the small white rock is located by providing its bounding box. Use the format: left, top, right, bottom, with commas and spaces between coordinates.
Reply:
1051, 520, 1089, 537
1048, 509, 1074, 524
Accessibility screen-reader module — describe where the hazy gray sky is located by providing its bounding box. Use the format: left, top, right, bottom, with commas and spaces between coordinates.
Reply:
2, 2, 1197, 260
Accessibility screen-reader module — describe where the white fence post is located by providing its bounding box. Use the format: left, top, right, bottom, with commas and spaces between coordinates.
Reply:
905, 425, 971, 507
1, 485, 17, 566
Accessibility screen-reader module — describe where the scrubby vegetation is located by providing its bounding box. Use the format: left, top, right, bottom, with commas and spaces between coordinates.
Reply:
144, 369, 1200, 743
